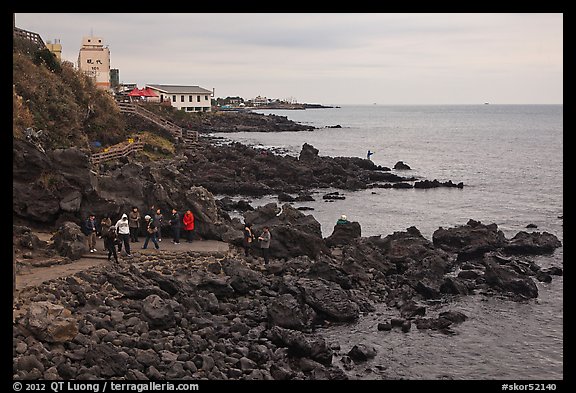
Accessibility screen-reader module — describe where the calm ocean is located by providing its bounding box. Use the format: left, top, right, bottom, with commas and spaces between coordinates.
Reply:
216, 105, 563, 380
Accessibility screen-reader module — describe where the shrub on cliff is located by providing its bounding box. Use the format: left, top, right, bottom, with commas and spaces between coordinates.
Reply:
13, 38, 128, 150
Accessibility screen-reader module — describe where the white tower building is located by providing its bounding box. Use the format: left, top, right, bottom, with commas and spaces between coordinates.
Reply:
77, 36, 110, 91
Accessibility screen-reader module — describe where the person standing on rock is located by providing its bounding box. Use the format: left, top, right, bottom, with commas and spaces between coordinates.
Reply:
142, 215, 160, 250
154, 208, 164, 242
183, 210, 195, 243
103, 226, 119, 263
336, 214, 350, 225
258, 226, 271, 264
243, 222, 255, 257
169, 208, 181, 244
115, 213, 132, 257
128, 206, 141, 243
83, 214, 98, 253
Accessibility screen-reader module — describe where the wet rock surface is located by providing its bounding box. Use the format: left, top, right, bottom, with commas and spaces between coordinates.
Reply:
13, 218, 561, 380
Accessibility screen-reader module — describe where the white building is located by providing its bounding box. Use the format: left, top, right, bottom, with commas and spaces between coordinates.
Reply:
146, 84, 213, 112
252, 95, 269, 107
77, 36, 110, 91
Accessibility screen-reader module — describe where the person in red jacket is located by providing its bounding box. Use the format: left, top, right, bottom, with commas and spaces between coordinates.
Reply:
183, 209, 195, 243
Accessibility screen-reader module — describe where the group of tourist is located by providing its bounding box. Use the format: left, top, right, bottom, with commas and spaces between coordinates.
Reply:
85, 206, 351, 266
82, 205, 196, 261
242, 223, 271, 265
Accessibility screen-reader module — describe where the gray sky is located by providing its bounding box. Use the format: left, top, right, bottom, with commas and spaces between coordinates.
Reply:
14, 13, 563, 105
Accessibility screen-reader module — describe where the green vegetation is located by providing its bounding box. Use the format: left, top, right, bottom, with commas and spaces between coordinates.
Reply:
13, 35, 197, 158
13, 36, 127, 150
138, 131, 176, 159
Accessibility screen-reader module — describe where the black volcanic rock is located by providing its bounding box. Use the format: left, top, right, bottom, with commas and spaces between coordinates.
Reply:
393, 161, 411, 170
325, 221, 362, 248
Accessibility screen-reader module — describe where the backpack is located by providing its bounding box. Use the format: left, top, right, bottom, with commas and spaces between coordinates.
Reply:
147, 219, 157, 234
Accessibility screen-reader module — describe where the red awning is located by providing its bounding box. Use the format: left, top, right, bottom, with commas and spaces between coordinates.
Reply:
127, 88, 144, 96
127, 88, 158, 97
141, 87, 158, 97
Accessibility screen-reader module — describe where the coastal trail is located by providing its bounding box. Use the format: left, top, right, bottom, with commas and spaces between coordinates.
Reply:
14, 234, 230, 292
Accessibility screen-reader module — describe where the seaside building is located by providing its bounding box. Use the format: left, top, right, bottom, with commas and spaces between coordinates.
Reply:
45, 39, 62, 61
252, 95, 269, 107
77, 36, 111, 91
146, 84, 213, 112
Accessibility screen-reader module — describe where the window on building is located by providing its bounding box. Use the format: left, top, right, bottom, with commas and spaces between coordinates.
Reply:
197, 96, 201, 102
189, 96, 193, 102
205, 95, 209, 101
172, 95, 176, 102
181, 95, 185, 102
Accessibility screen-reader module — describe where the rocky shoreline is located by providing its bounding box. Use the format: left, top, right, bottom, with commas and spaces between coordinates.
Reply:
13, 112, 563, 381
13, 213, 562, 380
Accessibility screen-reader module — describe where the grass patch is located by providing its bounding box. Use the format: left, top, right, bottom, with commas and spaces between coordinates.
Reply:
137, 131, 176, 159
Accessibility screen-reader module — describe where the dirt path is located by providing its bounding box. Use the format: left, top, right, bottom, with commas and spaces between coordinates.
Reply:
15, 235, 230, 292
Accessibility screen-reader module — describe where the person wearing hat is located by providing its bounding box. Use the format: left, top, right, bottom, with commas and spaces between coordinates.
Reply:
336, 214, 350, 225
142, 215, 160, 250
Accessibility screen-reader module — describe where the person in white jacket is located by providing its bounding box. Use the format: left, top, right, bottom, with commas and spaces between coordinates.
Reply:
115, 213, 132, 257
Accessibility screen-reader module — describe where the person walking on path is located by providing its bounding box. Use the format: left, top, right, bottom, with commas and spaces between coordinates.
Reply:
367, 150, 374, 160
183, 210, 195, 243
115, 213, 132, 257
84, 214, 98, 253
242, 222, 255, 257
128, 206, 141, 243
103, 226, 119, 263
258, 226, 271, 264
154, 208, 164, 242
142, 215, 160, 250
100, 215, 111, 236
169, 208, 181, 244
99, 214, 112, 251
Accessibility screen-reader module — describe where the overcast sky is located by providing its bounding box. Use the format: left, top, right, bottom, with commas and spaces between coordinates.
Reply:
14, 13, 563, 105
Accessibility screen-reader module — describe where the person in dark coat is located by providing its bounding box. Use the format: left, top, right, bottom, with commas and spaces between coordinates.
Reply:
169, 208, 181, 244
142, 215, 160, 250
154, 208, 164, 242
128, 206, 141, 242
84, 214, 98, 253
103, 226, 119, 263
242, 222, 255, 257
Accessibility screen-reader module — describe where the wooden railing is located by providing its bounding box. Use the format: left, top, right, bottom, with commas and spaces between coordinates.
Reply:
13, 27, 46, 48
90, 141, 144, 164
117, 102, 198, 145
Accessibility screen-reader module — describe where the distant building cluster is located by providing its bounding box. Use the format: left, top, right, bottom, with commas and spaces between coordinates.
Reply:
214, 96, 303, 109
15, 18, 300, 113
45, 33, 215, 113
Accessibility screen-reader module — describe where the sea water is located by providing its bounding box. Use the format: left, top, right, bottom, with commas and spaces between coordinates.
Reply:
216, 104, 563, 380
